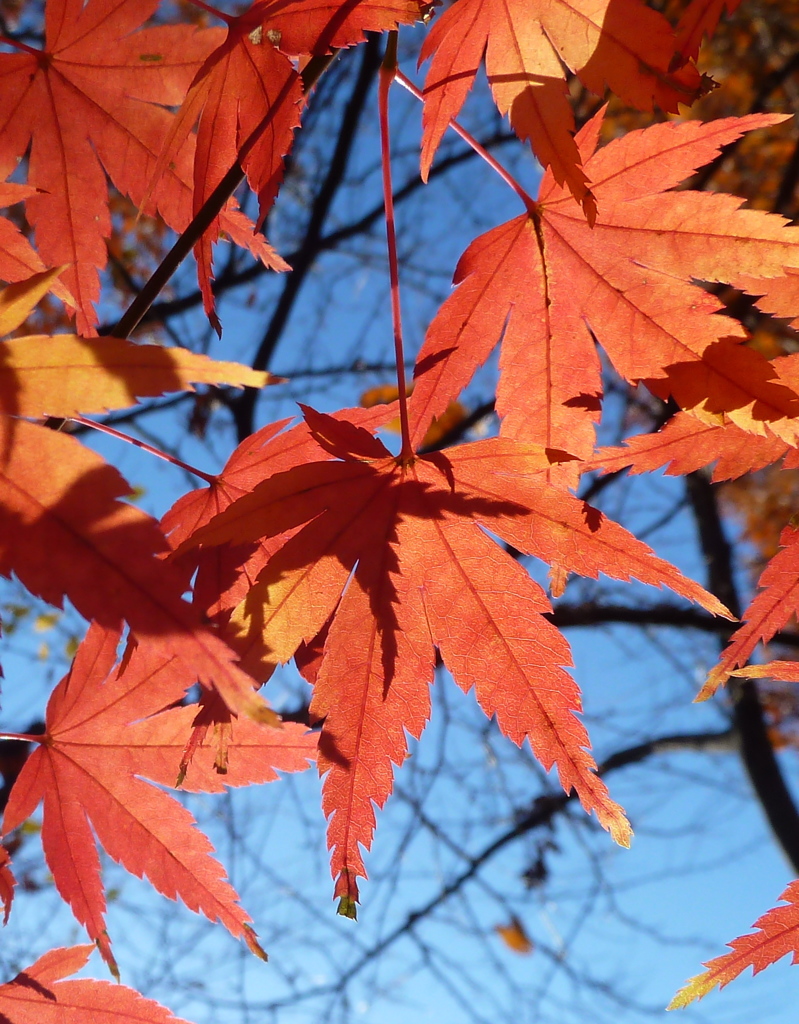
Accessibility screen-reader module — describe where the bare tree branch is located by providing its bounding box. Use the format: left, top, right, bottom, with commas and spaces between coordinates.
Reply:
250, 726, 736, 1012
685, 470, 799, 874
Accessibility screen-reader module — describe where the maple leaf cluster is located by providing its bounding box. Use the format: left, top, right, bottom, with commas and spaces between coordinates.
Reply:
0, 0, 797, 1017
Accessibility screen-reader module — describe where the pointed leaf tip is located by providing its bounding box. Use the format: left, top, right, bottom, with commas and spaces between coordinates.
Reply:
248, 699, 282, 727
696, 665, 728, 701
337, 895, 358, 919
99, 939, 120, 982
0, 267, 68, 336
668, 971, 716, 1009
610, 815, 633, 849
243, 924, 268, 961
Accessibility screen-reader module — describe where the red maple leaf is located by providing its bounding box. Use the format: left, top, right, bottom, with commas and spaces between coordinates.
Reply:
669, 879, 799, 1008
148, 9, 301, 328
0, 420, 273, 720
151, 1, 425, 323
177, 407, 730, 913
419, 0, 702, 211
0, 0, 281, 334
0, 944, 192, 1023
407, 111, 799, 482
2, 623, 315, 968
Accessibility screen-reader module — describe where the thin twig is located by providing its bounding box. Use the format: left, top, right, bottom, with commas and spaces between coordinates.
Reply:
379, 32, 412, 459
395, 69, 535, 213
111, 53, 338, 340
69, 414, 216, 483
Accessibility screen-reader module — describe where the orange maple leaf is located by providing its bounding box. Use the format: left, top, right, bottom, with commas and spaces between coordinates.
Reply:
151, 1, 425, 324
669, 879, 799, 1007
0, 267, 71, 336
730, 662, 799, 683
408, 111, 799, 481
419, 0, 702, 211
702, 524, 799, 698
0, 0, 282, 334
148, 8, 302, 328
0, 945, 192, 1022
177, 407, 731, 913
591, 412, 790, 484
0, 334, 276, 419
2, 623, 315, 968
